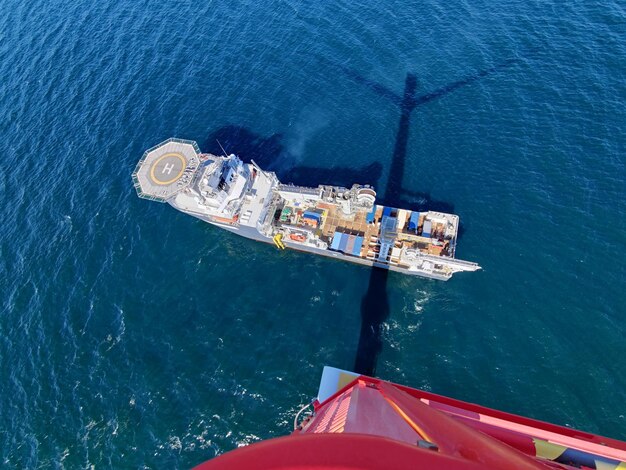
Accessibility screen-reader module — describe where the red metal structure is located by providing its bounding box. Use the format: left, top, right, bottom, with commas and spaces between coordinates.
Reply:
196, 370, 626, 469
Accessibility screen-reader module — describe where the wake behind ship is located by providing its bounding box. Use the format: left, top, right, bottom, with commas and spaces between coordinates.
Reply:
132, 138, 480, 280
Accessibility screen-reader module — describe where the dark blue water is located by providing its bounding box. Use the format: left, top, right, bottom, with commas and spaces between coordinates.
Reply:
2, 0, 625, 467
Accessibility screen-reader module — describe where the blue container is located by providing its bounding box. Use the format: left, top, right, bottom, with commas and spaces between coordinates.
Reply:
338, 233, 349, 252
303, 211, 321, 223
408, 211, 420, 232
353, 236, 364, 256
330, 231, 342, 250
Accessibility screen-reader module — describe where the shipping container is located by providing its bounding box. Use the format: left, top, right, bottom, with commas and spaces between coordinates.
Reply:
408, 211, 420, 232
339, 233, 349, 252
397, 209, 408, 230
346, 235, 356, 254
303, 211, 321, 223
353, 236, 364, 256
422, 220, 432, 238
330, 231, 342, 251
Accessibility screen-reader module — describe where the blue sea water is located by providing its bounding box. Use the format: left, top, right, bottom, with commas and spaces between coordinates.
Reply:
1, 0, 625, 467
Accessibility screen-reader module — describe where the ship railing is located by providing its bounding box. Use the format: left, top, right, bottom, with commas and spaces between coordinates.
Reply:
132, 172, 168, 202
400, 248, 480, 272
276, 183, 321, 196
293, 401, 315, 431
420, 253, 481, 271
143, 137, 201, 154
131, 137, 202, 202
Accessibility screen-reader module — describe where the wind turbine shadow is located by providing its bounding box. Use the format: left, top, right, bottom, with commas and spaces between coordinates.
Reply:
203, 56, 516, 377
337, 59, 518, 376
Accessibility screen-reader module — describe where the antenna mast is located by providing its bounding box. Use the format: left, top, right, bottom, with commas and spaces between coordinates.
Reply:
216, 139, 229, 157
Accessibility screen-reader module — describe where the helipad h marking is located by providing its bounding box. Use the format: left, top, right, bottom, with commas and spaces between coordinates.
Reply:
150, 153, 186, 185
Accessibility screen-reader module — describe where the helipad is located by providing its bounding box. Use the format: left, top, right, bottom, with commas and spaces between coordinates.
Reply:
132, 138, 200, 202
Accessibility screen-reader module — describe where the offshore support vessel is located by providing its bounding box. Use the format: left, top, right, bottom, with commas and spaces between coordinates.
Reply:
196, 366, 626, 469
132, 138, 480, 280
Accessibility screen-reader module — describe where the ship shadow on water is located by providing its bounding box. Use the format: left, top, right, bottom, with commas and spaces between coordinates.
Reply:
203, 57, 516, 377
203, 125, 454, 218
203, 126, 384, 190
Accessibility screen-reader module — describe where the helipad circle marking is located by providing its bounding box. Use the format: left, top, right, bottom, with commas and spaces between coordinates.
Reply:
149, 153, 186, 185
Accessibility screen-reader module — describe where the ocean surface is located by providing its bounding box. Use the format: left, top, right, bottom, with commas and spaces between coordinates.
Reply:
1, 0, 625, 467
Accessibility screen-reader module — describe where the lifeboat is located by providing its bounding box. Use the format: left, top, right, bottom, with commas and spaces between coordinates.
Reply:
211, 214, 238, 225
289, 233, 307, 242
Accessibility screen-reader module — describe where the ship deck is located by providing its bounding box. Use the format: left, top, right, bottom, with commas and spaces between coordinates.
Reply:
317, 205, 382, 258
274, 196, 457, 261
238, 167, 275, 227
321, 205, 378, 237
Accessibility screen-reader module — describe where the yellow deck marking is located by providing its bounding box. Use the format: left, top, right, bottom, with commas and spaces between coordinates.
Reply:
150, 153, 186, 185
383, 395, 435, 444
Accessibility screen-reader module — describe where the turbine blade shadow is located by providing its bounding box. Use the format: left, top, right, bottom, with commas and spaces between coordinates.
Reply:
321, 58, 403, 106
328, 57, 518, 112
412, 58, 519, 108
